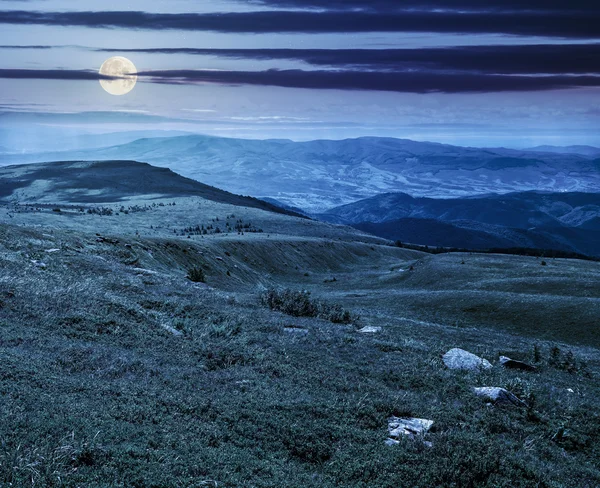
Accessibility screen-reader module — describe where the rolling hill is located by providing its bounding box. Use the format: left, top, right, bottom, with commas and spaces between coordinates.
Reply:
0, 160, 303, 218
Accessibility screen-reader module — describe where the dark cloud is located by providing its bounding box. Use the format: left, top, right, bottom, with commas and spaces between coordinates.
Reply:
0, 10, 597, 37
100, 44, 600, 75
0, 44, 52, 49
136, 69, 600, 93
0, 69, 118, 80
2, 67, 598, 93
245, 0, 598, 12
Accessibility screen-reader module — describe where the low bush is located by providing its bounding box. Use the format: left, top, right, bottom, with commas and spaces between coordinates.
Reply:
260, 288, 354, 324
186, 267, 206, 283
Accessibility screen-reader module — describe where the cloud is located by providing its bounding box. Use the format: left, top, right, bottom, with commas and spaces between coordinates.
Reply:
2, 67, 599, 93
181, 109, 217, 113
0, 9, 597, 37
99, 44, 600, 75
0, 44, 52, 49
136, 68, 600, 93
0, 69, 119, 80
244, 0, 597, 13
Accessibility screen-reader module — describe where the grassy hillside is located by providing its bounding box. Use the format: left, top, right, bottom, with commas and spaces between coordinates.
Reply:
1, 220, 599, 487
0, 161, 599, 486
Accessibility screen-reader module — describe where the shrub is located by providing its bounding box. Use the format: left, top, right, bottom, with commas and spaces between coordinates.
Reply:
547, 345, 589, 375
186, 267, 206, 283
260, 288, 354, 324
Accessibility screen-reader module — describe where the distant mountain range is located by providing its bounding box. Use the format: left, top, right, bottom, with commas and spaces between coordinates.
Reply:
524, 145, 600, 157
2, 134, 598, 255
319, 191, 600, 257
1, 134, 599, 212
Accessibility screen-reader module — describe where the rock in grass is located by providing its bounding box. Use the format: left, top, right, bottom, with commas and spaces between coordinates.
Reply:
498, 356, 537, 372
358, 326, 381, 334
473, 387, 526, 407
387, 417, 434, 445
160, 324, 183, 336
283, 326, 309, 335
443, 348, 492, 371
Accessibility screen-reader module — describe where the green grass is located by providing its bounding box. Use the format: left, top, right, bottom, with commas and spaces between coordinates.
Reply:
0, 221, 599, 487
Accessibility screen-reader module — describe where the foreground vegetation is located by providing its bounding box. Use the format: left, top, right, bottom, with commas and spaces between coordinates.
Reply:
0, 221, 599, 487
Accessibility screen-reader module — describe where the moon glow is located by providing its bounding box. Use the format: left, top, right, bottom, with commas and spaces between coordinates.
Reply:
99, 56, 137, 96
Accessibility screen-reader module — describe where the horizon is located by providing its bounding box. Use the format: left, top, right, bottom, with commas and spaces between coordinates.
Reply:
0, 123, 600, 153
2, 120, 600, 153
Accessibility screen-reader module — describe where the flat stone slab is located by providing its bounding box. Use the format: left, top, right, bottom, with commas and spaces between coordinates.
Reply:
358, 326, 382, 334
386, 417, 434, 447
498, 356, 537, 372
443, 348, 492, 371
388, 417, 434, 438
473, 387, 526, 407
160, 324, 183, 337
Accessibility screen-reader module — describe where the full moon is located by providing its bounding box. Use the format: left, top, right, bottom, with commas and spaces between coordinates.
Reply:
99, 56, 137, 96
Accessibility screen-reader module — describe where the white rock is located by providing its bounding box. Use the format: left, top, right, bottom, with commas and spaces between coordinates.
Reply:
443, 348, 492, 371
358, 326, 382, 334
473, 387, 526, 407
45, 248, 60, 253
160, 324, 183, 336
31, 260, 47, 269
388, 417, 434, 438
386, 417, 434, 447
132, 268, 158, 275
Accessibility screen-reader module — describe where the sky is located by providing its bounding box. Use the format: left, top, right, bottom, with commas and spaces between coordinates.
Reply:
0, 0, 599, 147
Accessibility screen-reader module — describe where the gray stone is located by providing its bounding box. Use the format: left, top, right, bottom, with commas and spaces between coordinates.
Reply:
498, 356, 537, 372
443, 348, 492, 371
388, 417, 433, 438
160, 324, 183, 336
358, 326, 381, 334
386, 417, 434, 447
473, 387, 526, 407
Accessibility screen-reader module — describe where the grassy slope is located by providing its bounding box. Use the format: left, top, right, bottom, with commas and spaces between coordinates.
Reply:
0, 160, 598, 487
0, 218, 599, 487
